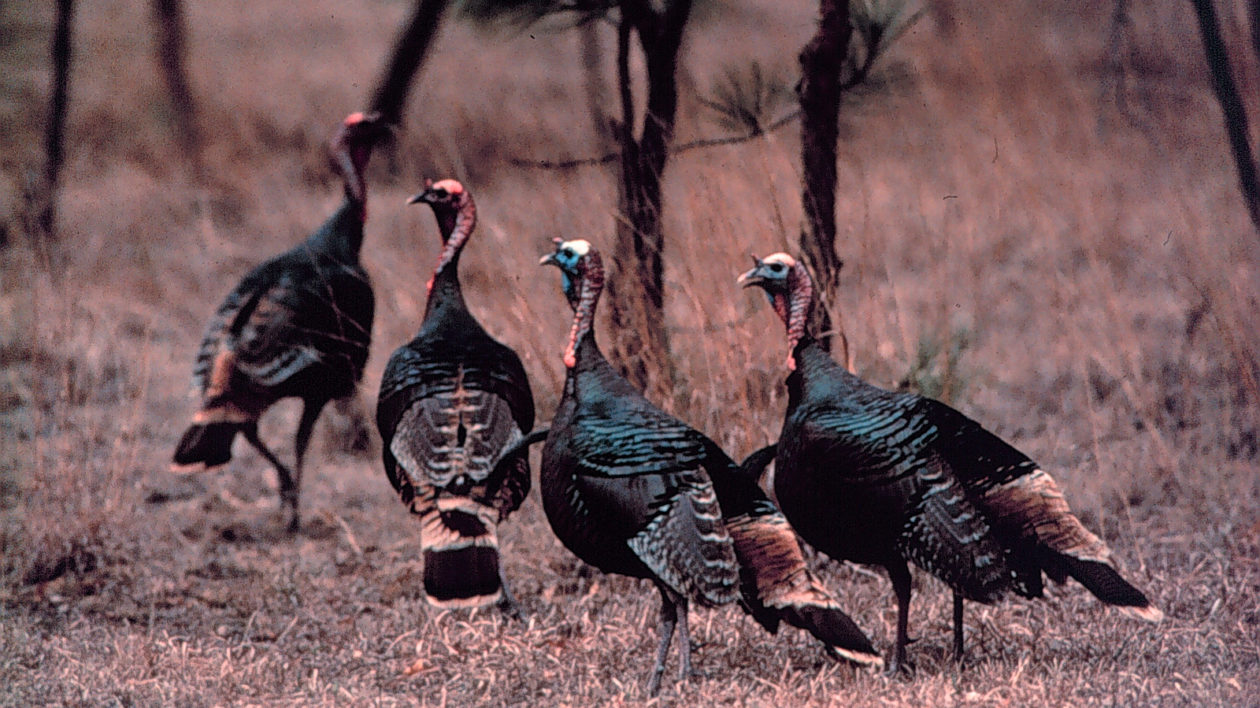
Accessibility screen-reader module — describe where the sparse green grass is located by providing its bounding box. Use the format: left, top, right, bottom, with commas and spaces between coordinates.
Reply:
2, 0, 1259, 705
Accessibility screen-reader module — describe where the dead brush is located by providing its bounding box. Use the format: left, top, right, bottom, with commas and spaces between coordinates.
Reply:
0, 272, 151, 602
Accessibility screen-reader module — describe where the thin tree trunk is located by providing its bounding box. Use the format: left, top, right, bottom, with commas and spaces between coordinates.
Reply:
604, 0, 692, 401
29, 0, 74, 267
1191, 0, 1260, 235
152, 0, 201, 173
605, 10, 656, 394
797, 0, 851, 363
370, 0, 452, 126
1096, 0, 1135, 136
579, 20, 610, 149
1251, 0, 1260, 65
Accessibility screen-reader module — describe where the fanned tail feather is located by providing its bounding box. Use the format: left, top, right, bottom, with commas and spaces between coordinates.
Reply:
423, 545, 503, 608
779, 604, 883, 667
1116, 603, 1165, 622
419, 500, 504, 608
726, 513, 881, 666
172, 422, 240, 468
977, 468, 1162, 621
1053, 553, 1163, 622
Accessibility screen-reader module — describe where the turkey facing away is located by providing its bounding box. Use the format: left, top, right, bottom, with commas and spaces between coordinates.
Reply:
538, 240, 878, 696
738, 252, 1162, 674
376, 180, 535, 611
172, 112, 388, 532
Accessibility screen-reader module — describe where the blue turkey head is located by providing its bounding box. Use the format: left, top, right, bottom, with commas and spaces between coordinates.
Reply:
539, 238, 591, 309
738, 252, 796, 305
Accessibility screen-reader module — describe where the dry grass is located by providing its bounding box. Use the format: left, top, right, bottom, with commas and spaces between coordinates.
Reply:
3, 0, 1260, 704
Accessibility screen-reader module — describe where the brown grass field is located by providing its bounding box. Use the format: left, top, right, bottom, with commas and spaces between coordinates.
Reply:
3, 0, 1260, 704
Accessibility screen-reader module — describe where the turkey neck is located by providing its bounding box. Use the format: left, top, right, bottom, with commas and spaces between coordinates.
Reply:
787, 336, 866, 408
306, 201, 366, 263
561, 255, 633, 401
306, 140, 372, 262
564, 333, 627, 386
421, 251, 471, 326
422, 199, 476, 322
563, 256, 604, 370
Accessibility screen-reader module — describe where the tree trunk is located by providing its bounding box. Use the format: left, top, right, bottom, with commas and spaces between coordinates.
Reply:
152, 0, 202, 173
28, 0, 74, 267
370, 0, 452, 126
579, 19, 611, 149
797, 0, 851, 363
1191, 0, 1260, 235
1251, 0, 1260, 67
604, 0, 692, 401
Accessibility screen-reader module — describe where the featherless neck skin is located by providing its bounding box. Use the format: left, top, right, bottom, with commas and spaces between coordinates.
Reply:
564, 250, 605, 369
760, 261, 816, 370
543, 236, 582, 311
425, 193, 477, 299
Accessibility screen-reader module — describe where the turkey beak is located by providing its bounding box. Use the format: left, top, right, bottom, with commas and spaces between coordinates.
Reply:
737, 267, 764, 288
405, 191, 431, 206
539, 252, 559, 267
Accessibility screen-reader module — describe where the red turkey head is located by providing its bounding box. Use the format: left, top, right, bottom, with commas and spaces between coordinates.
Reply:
329, 112, 389, 212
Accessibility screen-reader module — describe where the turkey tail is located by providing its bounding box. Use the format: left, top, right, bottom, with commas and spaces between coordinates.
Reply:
980, 468, 1162, 621
779, 604, 882, 667
172, 422, 240, 468
727, 513, 882, 667
419, 498, 504, 608
1050, 552, 1164, 622
423, 546, 502, 608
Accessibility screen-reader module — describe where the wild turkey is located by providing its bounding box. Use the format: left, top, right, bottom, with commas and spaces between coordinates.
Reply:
538, 239, 877, 695
375, 180, 535, 612
738, 252, 1162, 673
172, 112, 387, 532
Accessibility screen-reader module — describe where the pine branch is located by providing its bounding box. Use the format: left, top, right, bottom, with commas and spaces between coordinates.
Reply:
508, 108, 800, 170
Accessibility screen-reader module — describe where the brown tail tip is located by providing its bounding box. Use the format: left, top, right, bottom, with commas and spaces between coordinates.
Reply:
1117, 603, 1165, 623
779, 603, 881, 666
830, 646, 884, 668
424, 589, 505, 610
167, 460, 223, 474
